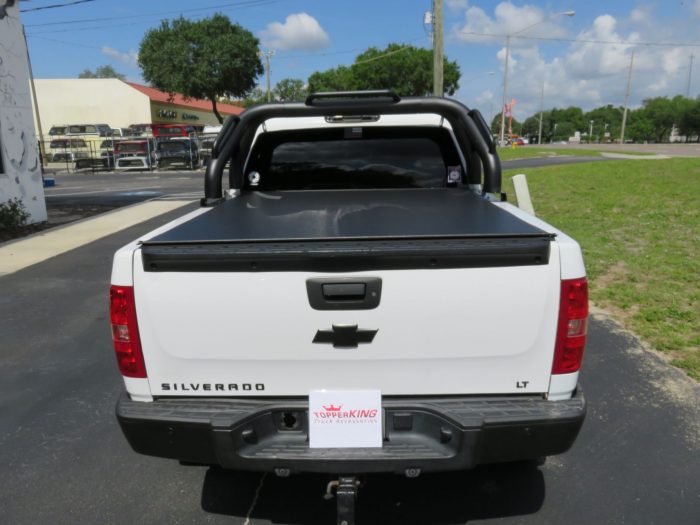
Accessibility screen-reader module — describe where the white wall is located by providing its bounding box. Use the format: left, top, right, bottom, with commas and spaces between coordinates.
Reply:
0, 2, 47, 224
33, 79, 152, 134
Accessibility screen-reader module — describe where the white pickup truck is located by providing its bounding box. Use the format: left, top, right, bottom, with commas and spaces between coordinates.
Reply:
110, 91, 587, 515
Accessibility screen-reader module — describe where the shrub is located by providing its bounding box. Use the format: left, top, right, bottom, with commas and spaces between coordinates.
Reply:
0, 198, 30, 229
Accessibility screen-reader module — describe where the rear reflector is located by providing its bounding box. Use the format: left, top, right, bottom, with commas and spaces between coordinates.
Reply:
552, 278, 589, 375
109, 285, 147, 378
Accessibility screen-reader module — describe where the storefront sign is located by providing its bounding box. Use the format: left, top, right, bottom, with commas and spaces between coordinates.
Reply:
157, 108, 177, 119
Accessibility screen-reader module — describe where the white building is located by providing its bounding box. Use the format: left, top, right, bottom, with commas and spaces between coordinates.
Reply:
33, 79, 244, 136
0, 1, 47, 225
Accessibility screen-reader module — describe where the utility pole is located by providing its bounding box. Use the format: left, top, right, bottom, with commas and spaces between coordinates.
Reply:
687, 53, 695, 98
259, 50, 275, 102
432, 0, 444, 96
620, 49, 635, 144
537, 82, 544, 145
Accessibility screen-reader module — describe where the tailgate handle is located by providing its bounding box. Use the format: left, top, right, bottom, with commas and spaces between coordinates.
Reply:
307, 277, 382, 310
322, 283, 366, 300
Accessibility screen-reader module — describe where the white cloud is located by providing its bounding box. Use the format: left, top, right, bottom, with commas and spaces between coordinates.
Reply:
453, 4, 696, 122
260, 12, 330, 51
475, 89, 494, 104
446, 0, 469, 11
695, 0, 700, 17
453, 2, 571, 47
101, 46, 138, 68
629, 6, 651, 24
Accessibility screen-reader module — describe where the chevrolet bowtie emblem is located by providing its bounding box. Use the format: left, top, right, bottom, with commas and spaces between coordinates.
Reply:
313, 325, 378, 349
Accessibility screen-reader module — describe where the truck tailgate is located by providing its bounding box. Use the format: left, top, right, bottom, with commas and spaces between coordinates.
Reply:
134, 189, 560, 396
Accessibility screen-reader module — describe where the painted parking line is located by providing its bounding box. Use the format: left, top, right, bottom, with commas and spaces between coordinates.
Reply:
0, 200, 193, 277
44, 185, 164, 197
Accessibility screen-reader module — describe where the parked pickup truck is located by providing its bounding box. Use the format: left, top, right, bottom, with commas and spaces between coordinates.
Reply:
110, 91, 587, 516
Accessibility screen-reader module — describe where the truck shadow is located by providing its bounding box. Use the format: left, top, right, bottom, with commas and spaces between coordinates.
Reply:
200, 463, 545, 524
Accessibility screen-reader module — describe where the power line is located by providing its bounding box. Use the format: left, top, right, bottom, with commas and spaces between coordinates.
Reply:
21, 0, 98, 13
28, 33, 428, 68
459, 30, 700, 48
25, 2, 279, 36
29, 35, 102, 50
25, 1, 279, 36
24, 0, 278, 26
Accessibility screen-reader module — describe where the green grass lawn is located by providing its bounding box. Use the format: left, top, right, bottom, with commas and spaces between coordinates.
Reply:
504, 158, 700, 380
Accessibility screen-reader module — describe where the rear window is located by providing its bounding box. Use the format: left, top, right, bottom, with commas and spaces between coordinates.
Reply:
157, 141, 189, 151
156, 126, 184, 136
117, 143, 147, 152
68, 125, 98, 134
246, 127, 461, 190
50, 139, 86, 148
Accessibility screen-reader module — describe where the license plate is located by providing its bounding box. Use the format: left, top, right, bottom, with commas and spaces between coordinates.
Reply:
308, 389, 382, 448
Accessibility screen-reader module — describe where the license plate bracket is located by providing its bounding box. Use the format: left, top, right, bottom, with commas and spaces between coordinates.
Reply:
308, 389, 382, 448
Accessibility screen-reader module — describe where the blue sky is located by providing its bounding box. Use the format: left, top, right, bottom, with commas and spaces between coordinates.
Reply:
22, 0, 700, 120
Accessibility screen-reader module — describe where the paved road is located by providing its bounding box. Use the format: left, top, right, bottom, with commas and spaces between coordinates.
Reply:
1, 208, 698, 524
544, 142, 700, 157
44, 170, 207, 206
43, 153, 609, 207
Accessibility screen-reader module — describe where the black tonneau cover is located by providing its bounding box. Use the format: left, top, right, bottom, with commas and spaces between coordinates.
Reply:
142, 189, 554, 272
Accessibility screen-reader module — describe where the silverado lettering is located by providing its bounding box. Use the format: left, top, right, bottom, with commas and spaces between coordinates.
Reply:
160, 383, 265, 391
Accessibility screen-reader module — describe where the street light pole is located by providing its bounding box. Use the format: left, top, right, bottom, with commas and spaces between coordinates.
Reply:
589, 120, 594, 144
620, 49, 635, 144
537, 82, 544, 145
687, 53, 695, 98
498, 11, 575, 146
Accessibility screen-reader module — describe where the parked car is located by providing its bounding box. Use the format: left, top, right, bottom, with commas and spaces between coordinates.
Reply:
155, 138, 199, 169
48, 138, 90, 162
114, 139, 156, 170
198, 130, 221, 167
48, 123, 112, 137
152, 124, 198, 138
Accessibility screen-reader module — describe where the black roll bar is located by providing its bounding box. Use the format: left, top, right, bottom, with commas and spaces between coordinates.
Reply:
202, 94, 501, 206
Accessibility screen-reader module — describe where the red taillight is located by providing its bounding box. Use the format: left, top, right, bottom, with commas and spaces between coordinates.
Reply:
552, 278, 589, 375
109, 285, 147, 378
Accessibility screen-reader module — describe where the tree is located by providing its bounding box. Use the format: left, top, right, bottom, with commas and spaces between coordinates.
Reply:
78, 65, 125, 80
584, 104, 623, 142
521, 115, 541, 141
489, 112, 521, 137
626, 109, 654, 142
678, 98, 700, 140
138, 14, 263, 123
307, 66, 356, 93
241, 87, 268, 108
671, 95, 696, 141
307, 44, 460, 97
642, 97, 676, 142
552, 122, 575, 142
274, 78, 306, 102
550, 106, 585, 133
